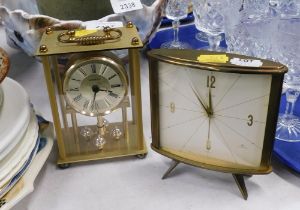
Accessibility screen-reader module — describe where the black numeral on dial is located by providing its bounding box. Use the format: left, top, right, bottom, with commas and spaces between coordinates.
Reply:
101, 66, 108, 75
111, 84, 121, 88
108, 74, 117, 80
73, 94, 82, 102
207, 75, 216, 88
71, 78, 81, 82
79, 68, 87, 76
69, 88, 79, 91
247, 114, 253, 126
91, 64, 96, 73
109, 92, 119, 98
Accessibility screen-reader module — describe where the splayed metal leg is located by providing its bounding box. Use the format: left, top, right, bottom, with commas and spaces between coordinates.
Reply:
232, 174, 248, 200
162, 160, 180, 179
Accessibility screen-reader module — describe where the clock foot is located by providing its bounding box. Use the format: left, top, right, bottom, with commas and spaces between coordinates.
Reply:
162, 160, 180, 180
232, 174, 248, 200
57, 163, 71, 169
136, 153, 147, 159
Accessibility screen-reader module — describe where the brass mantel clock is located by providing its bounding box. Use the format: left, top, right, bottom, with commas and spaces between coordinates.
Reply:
148, 49, 287, 199
36, 23, 147, 168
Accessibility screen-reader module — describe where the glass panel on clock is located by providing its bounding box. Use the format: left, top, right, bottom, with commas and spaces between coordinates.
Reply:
51, 52, 140, 157
157, 61, 272, 168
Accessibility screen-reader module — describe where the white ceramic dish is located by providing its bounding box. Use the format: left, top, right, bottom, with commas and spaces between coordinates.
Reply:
0, 127, 53, 210
0, 136, 40, 198
0, 111, 38, 187
0, 78, 31, 160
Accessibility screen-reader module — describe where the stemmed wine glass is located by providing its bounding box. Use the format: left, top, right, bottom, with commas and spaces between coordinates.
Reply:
192, 0, 208, 42
220, 0, 243, 53
243, 0, 270, 19
160, 0, 191, 49
270, 0, 300, 18
223, 0, 277, 60
192, 0, 226, 51
275, 17, 300, 142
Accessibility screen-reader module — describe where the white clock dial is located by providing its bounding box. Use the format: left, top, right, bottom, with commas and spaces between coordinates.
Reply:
64, 58, 128, 116
158, 62, 272, 167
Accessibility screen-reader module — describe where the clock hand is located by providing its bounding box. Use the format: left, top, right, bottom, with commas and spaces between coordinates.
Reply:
91, 85, 100, 108
191, 85, 209, 115
206, 87, 214, 150
206, 117, 211, 150
208, 87, 213, 116
92, 92, 97, 108
92, 85, 113, 94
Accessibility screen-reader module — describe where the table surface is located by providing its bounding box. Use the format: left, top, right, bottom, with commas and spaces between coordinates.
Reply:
1, 26, 300, 210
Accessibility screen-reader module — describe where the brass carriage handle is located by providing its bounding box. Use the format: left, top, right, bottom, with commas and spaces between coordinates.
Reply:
57, 27, 122, 45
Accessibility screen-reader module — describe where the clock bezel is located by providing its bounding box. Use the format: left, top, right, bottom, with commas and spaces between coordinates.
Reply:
148, 49, 287, 174
63, 52, 129, 116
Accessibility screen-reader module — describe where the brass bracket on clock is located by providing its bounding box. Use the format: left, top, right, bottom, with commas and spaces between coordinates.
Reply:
162, 160, 249, 200
57, 27, 122, 45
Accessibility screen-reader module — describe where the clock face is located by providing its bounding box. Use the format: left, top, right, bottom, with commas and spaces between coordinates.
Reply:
63, 57, 128, 116
158, 62, 272, 168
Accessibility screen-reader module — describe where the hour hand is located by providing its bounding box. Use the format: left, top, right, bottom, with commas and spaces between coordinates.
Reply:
191, 86, 209, 115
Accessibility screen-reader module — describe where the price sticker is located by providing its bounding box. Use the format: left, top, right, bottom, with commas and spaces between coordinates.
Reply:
197, 54, 229, 63
110, 0, 143, 13
75, 21, 123, 37
75, 30, 98, 37
230, 57, 263, 67
84, 21, 123, 29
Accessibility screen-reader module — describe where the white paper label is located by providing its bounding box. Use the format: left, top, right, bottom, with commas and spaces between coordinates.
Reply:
230, 57, 263, 67
110, 0, 143, 13
84, 21, 124, 29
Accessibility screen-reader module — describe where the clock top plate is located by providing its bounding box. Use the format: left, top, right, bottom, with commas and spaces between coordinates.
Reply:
148, 49, 288, 75
36, 26, 143, 56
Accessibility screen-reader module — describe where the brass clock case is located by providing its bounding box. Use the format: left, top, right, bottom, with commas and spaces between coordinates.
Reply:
35, 25, 147, 166
148, 49, 287, 199
148, 49, 287, 174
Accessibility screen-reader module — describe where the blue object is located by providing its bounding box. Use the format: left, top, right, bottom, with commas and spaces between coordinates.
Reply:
36, 115, 49, 125
0, 137, 41, 197
273, 140, 300, 172
273, 93, 300, 173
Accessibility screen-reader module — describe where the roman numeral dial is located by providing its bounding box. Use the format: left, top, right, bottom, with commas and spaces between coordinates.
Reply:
63, 57, 128, 116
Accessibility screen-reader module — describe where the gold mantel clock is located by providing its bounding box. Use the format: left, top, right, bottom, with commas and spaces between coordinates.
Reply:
36, 23, 147, 168
148, 49, 287, 199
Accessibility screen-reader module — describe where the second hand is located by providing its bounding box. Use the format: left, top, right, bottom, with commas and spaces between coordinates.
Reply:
206, 117, 211, 150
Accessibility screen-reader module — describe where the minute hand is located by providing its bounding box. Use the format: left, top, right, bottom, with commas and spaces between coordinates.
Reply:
191, 85, 209, 115
208, 87, 213, 116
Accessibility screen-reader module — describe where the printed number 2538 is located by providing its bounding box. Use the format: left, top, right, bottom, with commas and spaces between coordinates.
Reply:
120, 2, 136, 10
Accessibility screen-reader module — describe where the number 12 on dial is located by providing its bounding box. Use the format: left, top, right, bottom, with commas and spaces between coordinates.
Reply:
148, 49, 287, 174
